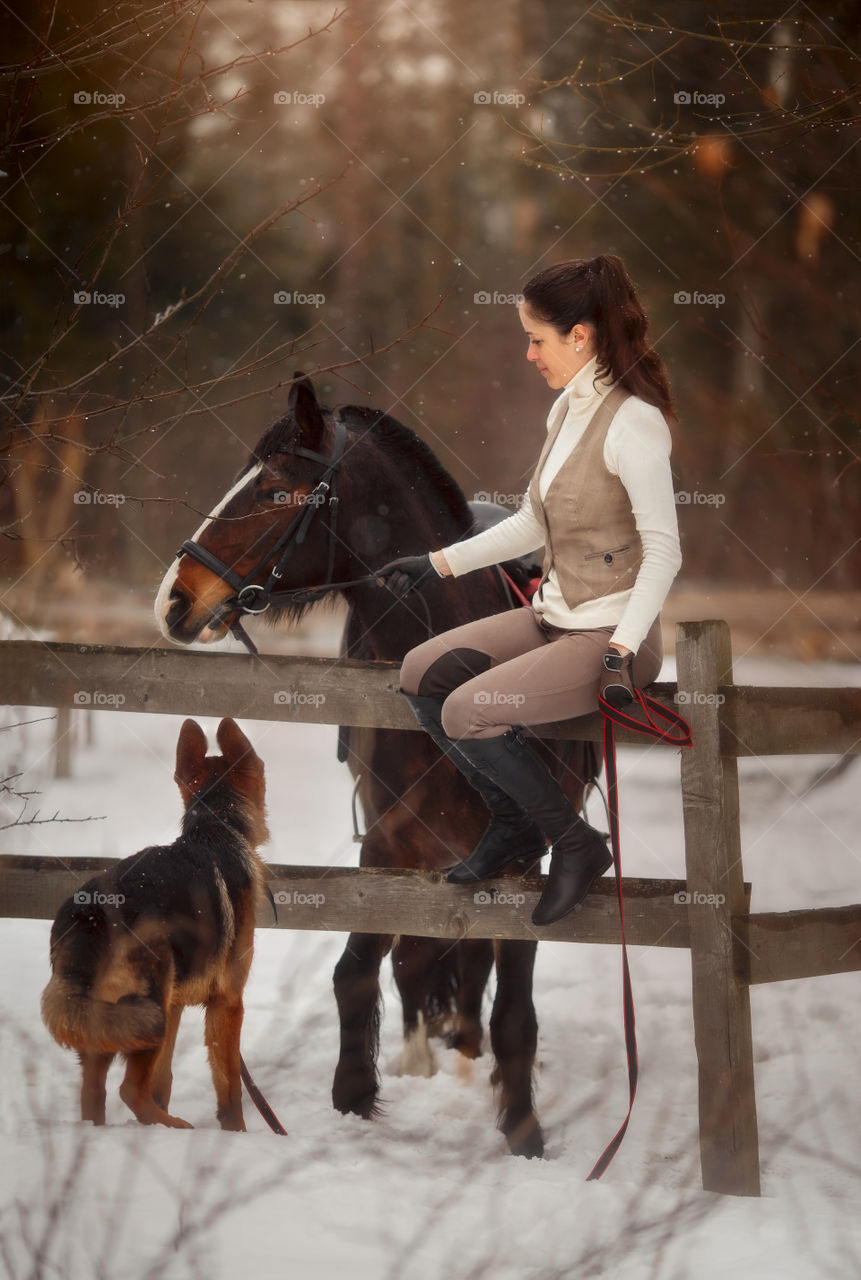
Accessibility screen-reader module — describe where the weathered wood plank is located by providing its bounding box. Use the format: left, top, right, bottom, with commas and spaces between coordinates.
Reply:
54, 706, 72, 779
0, 641, 858, 755
6, 855, 856, 983
677, 619, 761, 1197
0, 640, 405, 730
747, 905, 861, 984
0, 855, 692, 949
718, 683, 861, 759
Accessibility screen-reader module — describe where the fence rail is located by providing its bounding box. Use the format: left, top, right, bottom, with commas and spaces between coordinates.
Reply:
5, 856, 859, 984
1, 625, 858, 1199
1, 639, 859, 755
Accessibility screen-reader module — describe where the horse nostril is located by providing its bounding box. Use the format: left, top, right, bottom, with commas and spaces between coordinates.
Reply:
166, 589, 191, 632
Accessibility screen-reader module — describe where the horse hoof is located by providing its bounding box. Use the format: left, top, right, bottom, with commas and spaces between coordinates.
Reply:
333, 1092, 380, 1120
448, 1031, 482, 1060
505, 1117, 545, 1159
332, 1068, 380, 1119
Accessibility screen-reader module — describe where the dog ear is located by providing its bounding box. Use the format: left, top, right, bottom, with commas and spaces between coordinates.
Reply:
175, 719, 208, 791
216, 717, 261, 773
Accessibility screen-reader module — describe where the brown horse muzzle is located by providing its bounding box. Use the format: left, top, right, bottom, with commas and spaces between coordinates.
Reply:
158, 558, 236, 644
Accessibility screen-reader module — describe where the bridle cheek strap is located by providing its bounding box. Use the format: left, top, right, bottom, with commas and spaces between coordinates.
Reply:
175, 415, 348, 653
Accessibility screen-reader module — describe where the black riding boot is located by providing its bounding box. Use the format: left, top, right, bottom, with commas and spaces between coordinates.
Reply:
401, 693, 546, 882
448, 728, 612, 925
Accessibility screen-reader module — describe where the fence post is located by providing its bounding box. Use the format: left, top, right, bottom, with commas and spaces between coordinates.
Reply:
54, 707, 72, 780
676, 619, 760, 1196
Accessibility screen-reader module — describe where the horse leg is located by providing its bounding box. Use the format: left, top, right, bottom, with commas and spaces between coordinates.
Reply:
391, 935, 443, 1078
490, 938, 544, 1158
449, 938, 494, 1059
332, 931, 392, 1119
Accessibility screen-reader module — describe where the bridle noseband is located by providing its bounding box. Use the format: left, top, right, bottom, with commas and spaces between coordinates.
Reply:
176, 413, 349, 654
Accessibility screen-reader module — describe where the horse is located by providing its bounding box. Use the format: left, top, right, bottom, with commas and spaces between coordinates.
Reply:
154, 373, 597, 1156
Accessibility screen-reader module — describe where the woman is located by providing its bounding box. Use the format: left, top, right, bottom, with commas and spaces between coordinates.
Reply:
374, 254, 682, 926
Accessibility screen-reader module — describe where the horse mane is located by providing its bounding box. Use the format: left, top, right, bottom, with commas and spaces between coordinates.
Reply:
341, 404, 473, 537
249, 399, 473, 538
246, 398, 476, 633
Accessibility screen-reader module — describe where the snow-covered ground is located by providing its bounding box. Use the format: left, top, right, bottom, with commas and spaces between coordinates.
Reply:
1, 651, 859, 1279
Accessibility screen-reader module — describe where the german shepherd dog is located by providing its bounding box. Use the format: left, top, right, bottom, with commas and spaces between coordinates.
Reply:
42, 718, 268, 1130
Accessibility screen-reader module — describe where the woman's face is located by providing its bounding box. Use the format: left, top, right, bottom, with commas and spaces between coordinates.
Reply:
518, 304, 593, 390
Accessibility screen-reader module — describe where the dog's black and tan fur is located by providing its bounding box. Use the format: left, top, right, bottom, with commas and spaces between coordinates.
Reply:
42, 718, 268, 1130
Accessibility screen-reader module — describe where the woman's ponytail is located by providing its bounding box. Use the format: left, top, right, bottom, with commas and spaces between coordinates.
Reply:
522, 254, 677, 421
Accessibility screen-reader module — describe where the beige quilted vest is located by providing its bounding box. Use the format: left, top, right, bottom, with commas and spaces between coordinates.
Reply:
527, 383, 641, 609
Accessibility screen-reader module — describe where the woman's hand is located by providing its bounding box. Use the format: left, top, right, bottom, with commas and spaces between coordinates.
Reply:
599, 648, 635, 708
374, 554, 438, 599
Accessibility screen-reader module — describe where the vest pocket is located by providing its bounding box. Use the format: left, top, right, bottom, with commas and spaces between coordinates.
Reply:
584, 543, 631, 566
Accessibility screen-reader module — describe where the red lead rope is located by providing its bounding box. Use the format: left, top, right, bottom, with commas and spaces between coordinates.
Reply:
586, 688, 693, 1181
240, 1054, 288, 1135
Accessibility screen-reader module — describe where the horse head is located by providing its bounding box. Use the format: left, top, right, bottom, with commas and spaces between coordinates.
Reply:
155, 374, 341, 645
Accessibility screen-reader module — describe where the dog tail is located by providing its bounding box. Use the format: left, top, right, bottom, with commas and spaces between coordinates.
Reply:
42, 975, 164, 1054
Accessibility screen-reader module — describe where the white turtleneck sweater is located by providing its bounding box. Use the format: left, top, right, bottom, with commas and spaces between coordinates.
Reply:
440, 356, 682, 653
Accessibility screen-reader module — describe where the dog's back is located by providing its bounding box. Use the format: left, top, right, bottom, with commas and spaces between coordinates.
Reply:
42, 718, 269, 1128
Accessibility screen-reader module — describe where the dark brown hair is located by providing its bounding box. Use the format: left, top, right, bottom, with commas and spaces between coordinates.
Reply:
522, 254, 677, 421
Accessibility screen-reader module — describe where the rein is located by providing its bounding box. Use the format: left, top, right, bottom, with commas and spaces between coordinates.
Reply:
586, 688, 693, 1181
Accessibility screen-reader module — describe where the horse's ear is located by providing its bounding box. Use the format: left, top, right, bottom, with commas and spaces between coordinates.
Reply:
287, 372, 326, 450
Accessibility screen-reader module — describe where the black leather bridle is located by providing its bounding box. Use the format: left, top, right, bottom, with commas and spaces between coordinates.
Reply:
176, 413, 349, 654
173, 411, 522, 657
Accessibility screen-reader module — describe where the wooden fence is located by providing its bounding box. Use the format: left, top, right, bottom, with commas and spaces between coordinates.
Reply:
1, 622, 859, 1198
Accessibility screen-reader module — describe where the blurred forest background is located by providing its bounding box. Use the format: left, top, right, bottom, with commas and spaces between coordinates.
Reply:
1, 0, 859, 652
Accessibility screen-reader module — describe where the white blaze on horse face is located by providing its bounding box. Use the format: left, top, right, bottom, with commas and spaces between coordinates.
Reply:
154, 463, 264, 641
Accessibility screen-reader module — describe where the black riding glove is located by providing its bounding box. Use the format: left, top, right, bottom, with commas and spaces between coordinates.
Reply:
374, 554, 438, 599
599, 650, 635, 709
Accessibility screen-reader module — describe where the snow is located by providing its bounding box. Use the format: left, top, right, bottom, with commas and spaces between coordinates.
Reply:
1, 651, 860, 1279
